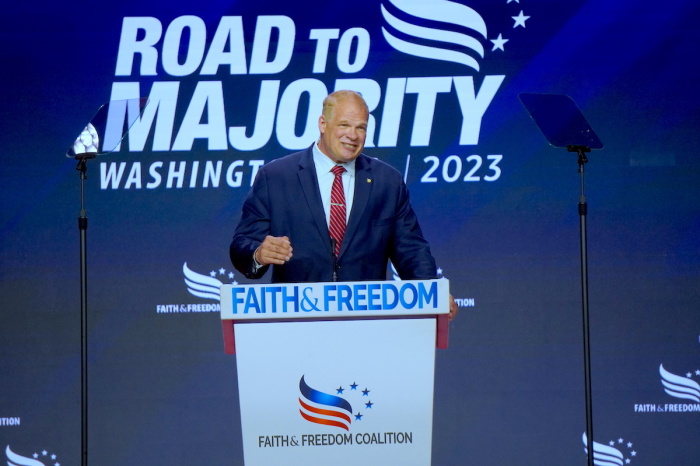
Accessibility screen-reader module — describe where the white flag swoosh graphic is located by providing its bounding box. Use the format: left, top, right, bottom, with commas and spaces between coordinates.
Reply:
386, 0, 487, 37
381, 0, 488, 71
183, 262, 223, 301
582, 433, 624, 466
381, 5, 484, 57
6, 446, 46, 466
660, 364, 700, 402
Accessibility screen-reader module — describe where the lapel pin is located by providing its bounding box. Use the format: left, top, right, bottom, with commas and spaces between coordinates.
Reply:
367, 178, 372, 183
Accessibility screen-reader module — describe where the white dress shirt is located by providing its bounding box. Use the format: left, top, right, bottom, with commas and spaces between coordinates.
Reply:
312, 141, 355, 226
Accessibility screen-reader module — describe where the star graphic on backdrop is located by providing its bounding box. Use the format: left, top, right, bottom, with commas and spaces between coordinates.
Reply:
355, 412, 363, 420
362, 388, 370, 396
618, 438, 624, 444
695, 369, 700, 376
491, 33, 509, 51
609, 440, 615, 446
631, 451, 637, 456
365, 401, 374, 408
625, 459, 631, 465
687, 372, 693, 378
627, 442, 633, 448
512, 10, 530, 28
350, 382, 358, 390
219, 268, 226, 275
210, 271, 216, 277
507, 0, 520, 3
228, 272, 234, 279
337, 386, 344, 394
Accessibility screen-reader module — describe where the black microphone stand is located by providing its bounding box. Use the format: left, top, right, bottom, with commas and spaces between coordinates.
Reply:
569, 144, 594, 466
76, 152, 96, 466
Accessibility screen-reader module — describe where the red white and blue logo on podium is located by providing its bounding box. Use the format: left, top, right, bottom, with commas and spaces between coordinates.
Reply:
298, 375, 374, 431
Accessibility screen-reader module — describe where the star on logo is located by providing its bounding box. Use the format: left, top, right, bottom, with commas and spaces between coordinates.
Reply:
362, 388, 370, 396
491, 33, 509, 52
337, 386, 344, 394
355, 412, 363, 420
512, 10, 530, 28
350, 382, 358, 390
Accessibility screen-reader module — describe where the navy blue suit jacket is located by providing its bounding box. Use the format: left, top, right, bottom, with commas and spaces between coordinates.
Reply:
230, 146, 437, 283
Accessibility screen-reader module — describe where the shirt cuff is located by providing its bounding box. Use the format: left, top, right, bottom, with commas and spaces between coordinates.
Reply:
252, 246, 263, 271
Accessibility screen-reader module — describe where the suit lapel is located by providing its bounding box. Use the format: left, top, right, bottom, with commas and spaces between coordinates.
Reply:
341, 154, 372, 259
297, 147, 334, 256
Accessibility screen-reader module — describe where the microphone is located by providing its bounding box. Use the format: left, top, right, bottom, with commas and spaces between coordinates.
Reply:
330, 238, 338, 282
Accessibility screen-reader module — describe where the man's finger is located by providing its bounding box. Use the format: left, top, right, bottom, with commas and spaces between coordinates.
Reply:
258, 236, 293, 265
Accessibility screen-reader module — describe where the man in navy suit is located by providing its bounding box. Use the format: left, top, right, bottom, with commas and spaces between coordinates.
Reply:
230, 90, 457, 318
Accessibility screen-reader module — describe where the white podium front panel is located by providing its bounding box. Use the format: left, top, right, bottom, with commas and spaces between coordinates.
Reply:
235, 318, 437, 466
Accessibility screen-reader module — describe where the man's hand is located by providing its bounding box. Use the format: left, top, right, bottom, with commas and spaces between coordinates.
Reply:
255, 235, 293, 266
448, 294, 458, 321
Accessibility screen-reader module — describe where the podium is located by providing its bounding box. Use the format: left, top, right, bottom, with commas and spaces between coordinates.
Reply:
220, 279, 450, 465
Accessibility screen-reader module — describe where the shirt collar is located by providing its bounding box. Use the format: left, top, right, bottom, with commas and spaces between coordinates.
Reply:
313, 141, 356, 175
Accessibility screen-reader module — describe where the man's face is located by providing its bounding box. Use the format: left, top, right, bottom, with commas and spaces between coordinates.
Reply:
318, 97, 368, 164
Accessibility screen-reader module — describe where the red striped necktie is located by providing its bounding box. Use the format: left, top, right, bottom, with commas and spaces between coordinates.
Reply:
329, 165, 346, 256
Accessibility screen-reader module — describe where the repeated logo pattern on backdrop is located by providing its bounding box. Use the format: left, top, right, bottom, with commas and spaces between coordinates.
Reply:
633, 354, 700, 414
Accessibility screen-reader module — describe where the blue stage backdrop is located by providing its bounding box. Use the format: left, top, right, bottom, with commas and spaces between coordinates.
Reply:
1, 0, 699, 464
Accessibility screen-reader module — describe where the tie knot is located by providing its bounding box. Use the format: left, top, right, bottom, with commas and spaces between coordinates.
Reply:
331, 165, 346, 176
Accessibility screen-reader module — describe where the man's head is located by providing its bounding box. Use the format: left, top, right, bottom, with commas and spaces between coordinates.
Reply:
318, 90, 369, 164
